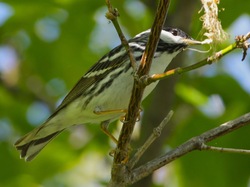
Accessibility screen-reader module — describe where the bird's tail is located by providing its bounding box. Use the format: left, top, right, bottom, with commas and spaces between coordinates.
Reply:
14, 124, 64, 161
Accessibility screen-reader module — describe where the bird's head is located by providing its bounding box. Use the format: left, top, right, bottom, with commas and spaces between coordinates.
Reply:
159, 27, 202, 53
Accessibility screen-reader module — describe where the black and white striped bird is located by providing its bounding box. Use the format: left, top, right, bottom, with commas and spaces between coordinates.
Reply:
14, 27, 200, 161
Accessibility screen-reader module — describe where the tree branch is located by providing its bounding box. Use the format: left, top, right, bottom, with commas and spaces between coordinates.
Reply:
107, 0, 170, 186
200, 144, 250, 155
129, 112, 250, 184
105, 0, 137, 69
114, 0, 170, 163
145, 32, 250, 84
128, 111, 174, 169
105, 1, 250, 186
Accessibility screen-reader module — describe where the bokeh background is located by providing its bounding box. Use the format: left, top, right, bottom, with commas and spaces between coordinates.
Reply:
0, 0, 250, 187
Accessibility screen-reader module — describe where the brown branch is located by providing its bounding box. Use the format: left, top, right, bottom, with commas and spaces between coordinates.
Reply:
105, 0, 137, 70
105, 1, 249, 186
108, 0, 171, 186
129, 112, 250, 184
128, 111, 174, 169
114, 0, 170, 163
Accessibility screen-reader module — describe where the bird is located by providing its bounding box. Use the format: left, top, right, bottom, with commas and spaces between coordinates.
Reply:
14, 27, 201, 161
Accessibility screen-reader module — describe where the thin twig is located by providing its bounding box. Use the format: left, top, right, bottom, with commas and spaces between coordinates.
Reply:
235, 32, 250, 61
105, 0, 137, 70
200, 144, 250, 155
146, 31, 250, 84
129, 112, 250, 184
128, 110, 174, 169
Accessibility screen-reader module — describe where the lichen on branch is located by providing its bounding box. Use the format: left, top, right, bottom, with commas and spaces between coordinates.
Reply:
200, 0, 229, 43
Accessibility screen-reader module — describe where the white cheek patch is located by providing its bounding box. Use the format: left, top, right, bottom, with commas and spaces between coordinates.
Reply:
160, 30, 182, 44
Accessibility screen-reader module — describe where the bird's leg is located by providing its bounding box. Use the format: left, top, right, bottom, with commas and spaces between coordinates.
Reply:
97, 107, 143, 143
100, 120, 118, 144
137, 107, 143, 121
119, 107, 143, 123
95, 106, 142, 123
94, 108, 127, 115
94, 107, 128, 124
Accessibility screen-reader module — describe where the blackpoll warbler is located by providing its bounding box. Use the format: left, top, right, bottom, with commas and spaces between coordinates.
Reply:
15, 27, 200, 161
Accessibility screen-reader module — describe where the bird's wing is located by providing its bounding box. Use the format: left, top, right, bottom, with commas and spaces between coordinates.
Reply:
50, 45, 129, 117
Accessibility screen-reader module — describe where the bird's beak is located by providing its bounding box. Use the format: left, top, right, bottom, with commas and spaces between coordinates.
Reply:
182, 38, 203, 46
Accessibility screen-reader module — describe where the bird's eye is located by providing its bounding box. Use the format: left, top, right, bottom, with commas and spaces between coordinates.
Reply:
171, 29, 178, 36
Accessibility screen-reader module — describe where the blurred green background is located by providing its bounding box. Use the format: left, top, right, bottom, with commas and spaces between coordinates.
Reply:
0, 0, 250, 187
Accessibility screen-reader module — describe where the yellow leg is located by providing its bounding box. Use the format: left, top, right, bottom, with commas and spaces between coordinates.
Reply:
94, 108, 128, 124
94, 108, 127, 115
97, 107, 143, 143
100, 120, 118, 144
94, 107, 142, 121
